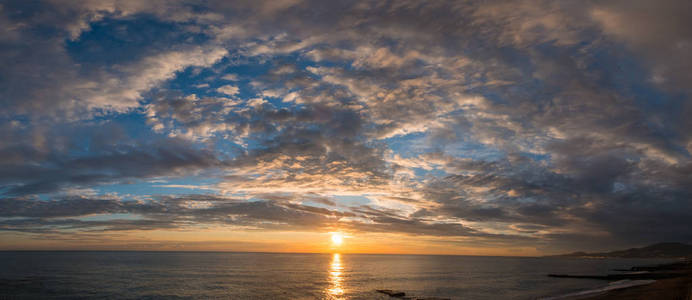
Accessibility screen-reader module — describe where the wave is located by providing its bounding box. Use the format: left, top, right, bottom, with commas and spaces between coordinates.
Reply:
540, 279, 656, 300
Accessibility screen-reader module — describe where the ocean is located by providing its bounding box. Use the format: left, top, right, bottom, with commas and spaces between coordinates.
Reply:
0, 251, 673, 299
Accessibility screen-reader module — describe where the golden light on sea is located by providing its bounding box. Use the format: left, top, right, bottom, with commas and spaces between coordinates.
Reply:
327, 253, 345, 298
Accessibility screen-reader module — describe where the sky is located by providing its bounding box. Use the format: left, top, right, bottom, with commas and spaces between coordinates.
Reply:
1, 0, 692, 256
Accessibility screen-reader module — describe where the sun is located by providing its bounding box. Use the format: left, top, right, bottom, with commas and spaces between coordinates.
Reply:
331, 232, 344, 246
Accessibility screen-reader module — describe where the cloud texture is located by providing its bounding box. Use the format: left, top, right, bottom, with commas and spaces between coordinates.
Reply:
2, 0, 692, 253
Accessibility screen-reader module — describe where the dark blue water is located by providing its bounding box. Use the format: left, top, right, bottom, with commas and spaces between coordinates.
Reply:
0, 251, 673, 299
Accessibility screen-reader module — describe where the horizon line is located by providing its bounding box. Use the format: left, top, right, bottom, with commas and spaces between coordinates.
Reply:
0, 249, 541, 257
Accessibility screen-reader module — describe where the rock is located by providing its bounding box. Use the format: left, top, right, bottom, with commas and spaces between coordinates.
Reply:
376, 289, 407, 297
548, 272, 680, 280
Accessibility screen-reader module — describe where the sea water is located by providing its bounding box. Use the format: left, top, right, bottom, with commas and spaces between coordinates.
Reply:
0, 251, 673, 299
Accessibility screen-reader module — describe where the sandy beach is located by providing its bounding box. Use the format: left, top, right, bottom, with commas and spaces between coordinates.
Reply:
584, 277, 692, 299
579, 261, 692, 300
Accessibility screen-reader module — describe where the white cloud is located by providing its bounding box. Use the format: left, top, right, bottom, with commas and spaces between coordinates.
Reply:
217, 85, 240, 96
221, 74, 239, 81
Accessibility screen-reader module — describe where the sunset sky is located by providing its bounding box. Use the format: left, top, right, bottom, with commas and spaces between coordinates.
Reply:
2, 0, 692, 256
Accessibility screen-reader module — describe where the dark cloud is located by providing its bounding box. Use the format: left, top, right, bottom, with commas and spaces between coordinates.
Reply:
2, 0, 692, 252
0, 122, 224, 196
0, 195, 514, 243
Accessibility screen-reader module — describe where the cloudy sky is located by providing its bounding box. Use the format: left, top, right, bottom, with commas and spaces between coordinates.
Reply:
1, 0, 691, 255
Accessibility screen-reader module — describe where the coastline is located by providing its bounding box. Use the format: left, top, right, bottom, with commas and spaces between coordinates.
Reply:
582, 275, 692, 299
549, 260, 692, 300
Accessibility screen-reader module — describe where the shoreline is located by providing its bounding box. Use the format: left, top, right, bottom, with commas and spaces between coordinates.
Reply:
549, 260, 692, 300
540, 280, 657, 300
581, 274, 692, 300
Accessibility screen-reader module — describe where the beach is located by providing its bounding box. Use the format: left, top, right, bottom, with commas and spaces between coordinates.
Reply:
584, 276, 692, 299
563, 261, 692, 300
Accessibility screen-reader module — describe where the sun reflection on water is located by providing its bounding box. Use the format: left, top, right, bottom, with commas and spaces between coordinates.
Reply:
327, 253, 345, 298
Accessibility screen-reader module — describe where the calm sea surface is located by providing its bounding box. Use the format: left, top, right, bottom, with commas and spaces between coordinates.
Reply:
0, 251, 673, 299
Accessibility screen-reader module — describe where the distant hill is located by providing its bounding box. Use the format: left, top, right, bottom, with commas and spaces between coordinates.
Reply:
555, 242, 692, 259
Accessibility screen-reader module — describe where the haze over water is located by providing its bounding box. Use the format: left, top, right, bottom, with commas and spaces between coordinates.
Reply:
0, 251, 672, 299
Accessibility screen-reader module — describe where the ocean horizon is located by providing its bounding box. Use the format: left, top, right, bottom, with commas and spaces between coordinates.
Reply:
0, 251, 673, 299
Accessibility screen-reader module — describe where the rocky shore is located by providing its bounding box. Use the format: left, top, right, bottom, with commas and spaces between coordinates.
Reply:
550, 261, 692, 299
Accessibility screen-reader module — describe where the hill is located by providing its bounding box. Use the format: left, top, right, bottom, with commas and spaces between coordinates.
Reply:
556, 242, 692, 259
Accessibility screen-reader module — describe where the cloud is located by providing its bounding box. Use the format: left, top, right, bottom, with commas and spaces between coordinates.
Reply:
0, 1, 228, 120
2, 0, 692, 252
0, 194, 534, 246
591, 0, 692, 92
216, 85, 240, 96
0, 122, 224, 196
221, 74, 239, 81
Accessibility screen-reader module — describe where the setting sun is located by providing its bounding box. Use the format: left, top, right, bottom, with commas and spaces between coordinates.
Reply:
331, 232, 344, 246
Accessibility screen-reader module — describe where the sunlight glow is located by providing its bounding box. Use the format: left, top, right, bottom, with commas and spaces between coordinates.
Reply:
331, 232, 343, 246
